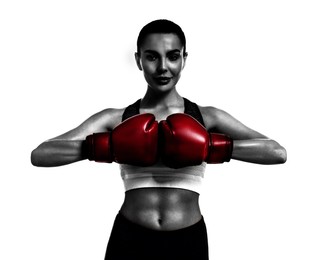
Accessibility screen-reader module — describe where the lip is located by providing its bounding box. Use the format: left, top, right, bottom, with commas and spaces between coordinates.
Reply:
154, 77, 172, 85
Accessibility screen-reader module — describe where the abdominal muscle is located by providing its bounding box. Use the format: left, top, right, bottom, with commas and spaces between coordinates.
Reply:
120, 187, 202, 231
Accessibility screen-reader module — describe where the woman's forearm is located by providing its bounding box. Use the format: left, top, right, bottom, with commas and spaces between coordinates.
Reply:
31, 140, 87, 167
231, 139, 287, 164
31, 138, 287, 167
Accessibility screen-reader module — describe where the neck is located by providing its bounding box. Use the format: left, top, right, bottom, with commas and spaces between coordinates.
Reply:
141, 86, 183, 109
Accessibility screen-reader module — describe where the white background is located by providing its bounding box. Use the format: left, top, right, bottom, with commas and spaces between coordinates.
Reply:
1, 0, 316, 259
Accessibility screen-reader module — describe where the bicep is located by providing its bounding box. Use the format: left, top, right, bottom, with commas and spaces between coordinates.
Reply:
48, 108, 122, 141
204, 107, 267, 140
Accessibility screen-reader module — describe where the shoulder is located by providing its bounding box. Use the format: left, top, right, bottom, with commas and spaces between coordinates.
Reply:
197, 104, 266, 139
49, 106, 131, 141
198, 105, 230, 130
84, 107, 126, 131
88, 98, 142, 131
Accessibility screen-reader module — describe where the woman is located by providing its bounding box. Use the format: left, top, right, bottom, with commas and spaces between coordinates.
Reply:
31, 19, 287, 260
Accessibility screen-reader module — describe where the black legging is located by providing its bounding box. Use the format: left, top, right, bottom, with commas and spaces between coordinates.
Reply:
105, 212, 209, 260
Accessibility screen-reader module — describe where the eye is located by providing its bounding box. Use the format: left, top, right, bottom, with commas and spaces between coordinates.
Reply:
168, 53, 180, 61
145, 54, 157, 61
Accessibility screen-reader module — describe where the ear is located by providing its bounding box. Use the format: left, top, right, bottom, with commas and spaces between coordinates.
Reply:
182, 52, 188, 69
135, 52, 143, 71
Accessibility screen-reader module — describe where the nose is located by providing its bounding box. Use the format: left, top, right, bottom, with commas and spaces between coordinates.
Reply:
157, 58, 168, 74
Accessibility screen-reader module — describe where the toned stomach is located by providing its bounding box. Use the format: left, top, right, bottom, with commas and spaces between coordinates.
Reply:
120, 188, 201, 231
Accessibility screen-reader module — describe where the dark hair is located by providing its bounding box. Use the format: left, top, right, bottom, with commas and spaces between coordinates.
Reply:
137, 19, 186, 54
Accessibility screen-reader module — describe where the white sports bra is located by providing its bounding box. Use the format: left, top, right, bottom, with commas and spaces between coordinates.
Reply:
120, 162, 206, 194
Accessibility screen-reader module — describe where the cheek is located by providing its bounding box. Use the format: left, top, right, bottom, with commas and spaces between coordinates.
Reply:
141, 62, 156, 75
142, 65, 155, 83
170, 62, 183, 75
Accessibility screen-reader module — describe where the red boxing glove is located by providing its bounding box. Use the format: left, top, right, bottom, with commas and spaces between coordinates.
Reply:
85, 113, 159, 166
159, 113, 233, 168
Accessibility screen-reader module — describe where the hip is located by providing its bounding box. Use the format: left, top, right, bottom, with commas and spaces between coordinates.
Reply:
105, 211, 209, 260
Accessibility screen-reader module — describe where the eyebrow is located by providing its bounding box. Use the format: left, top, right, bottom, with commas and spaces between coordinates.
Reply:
144, 49, 181, 55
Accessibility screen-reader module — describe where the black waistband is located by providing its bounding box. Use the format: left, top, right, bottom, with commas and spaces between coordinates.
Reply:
105, 212, 209, 259
121, 98, 205, 127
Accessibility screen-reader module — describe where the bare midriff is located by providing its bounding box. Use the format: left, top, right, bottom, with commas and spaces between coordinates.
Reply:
120, 187, 201, 231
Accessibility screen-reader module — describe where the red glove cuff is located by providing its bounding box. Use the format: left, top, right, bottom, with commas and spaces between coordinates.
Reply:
85, 133, 113, 163
207, 133, 233, 163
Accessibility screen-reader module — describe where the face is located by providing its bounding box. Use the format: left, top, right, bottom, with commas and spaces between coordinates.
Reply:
135, 33, 187, 93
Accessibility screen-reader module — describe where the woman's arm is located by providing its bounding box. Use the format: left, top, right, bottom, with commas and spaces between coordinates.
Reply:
31, 108, 123, 167
202, 106, 287, 164
232, 139, 286, 164
31, 140, 86, 167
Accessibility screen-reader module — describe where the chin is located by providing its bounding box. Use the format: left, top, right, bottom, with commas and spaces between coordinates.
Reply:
150, 79, 179, 92
150, 84, 176, 93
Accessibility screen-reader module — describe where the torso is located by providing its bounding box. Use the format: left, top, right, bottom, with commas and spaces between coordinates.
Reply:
103, 98, 215, 231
